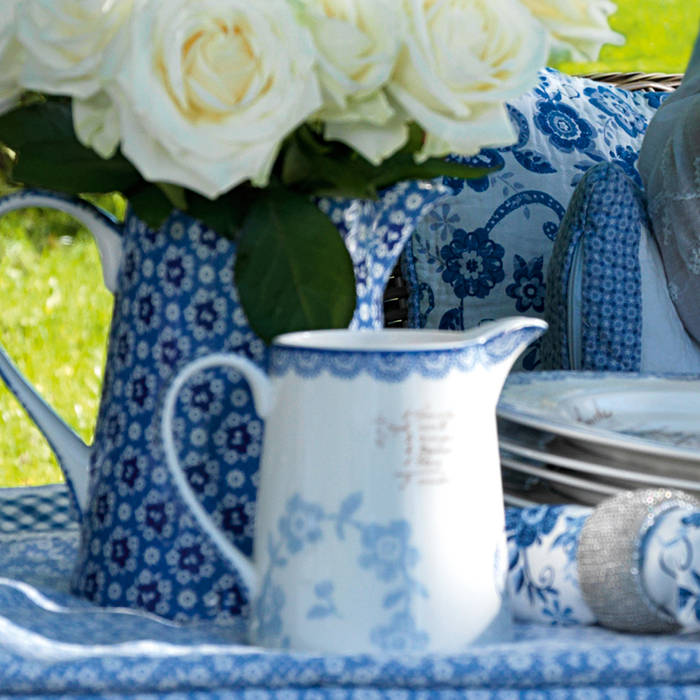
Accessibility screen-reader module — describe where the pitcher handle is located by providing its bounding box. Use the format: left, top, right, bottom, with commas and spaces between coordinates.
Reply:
0, 189, 124, 515
161, 352, 275, 599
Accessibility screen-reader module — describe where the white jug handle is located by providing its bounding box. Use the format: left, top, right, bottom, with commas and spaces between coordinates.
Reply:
0, 189, 125, 515
161, 352, 275, 599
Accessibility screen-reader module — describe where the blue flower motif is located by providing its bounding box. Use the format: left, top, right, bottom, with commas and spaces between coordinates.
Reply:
256, 583, 285, 640
542, 599, 577, 626
278, 494, 324, 554
136, 580, 162, 613
438, 307, 463, 330
506, 255, 545, 313
452, 149, 504, 193
440, 228, 505, 299
114, 329, 132, 367
122, 248, 139, 286
190, 381, 216, 412
534, 101, 595, 153
110, 537, 131, 569
221, 501, 251, 539
584, 86, 647, 137
611, 144, 642, 186
507, 505, 560, 549
159, 336, 183, 368
178, 544, 206, 575
644, 91, 671, 109
358, 520, 418, 582
370, 611, 429, 652
682, 512, 700, 528
678, 573, 700, 624
94, 493, 111, 524
144, 502, 168, 534
426, 204, 460, 239
120, 456, 141, 489
223, 422, 252, 454
214, 582, 247, 618
185, 460, 212, 494
417, 282, 435, 328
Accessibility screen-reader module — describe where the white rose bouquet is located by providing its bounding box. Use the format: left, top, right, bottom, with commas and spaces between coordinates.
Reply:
0, 0, 621, 340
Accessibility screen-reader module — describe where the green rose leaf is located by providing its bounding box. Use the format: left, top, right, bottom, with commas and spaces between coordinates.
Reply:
368, 154, 496, 190
187, 187, 256, 241
0, 99, 77, 147
126, 183, 174, 230
281, 127, 377, 199
156, 183, 187, 211
281, 123, 500, 198
12, 141, 141, 194
235, 188, 356, 343
0, 101, 141, 193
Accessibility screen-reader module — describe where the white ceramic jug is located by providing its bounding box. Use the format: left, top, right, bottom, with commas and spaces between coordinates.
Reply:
162, 318, 547, 653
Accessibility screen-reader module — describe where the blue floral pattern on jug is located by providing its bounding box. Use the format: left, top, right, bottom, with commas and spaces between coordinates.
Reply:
255, 491, 429, 652
403, 68, 667, 371
268, 328, 537, 383
317, 179, 450, 329
67, 176, 452, 626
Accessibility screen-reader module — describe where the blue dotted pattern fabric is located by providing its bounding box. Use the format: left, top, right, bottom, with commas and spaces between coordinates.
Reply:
0, 483, 77, 535
402, 68, 664, 372
542, 162, 646, 371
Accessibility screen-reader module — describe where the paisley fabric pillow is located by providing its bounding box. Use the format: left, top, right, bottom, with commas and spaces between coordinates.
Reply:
403, 68, 665, 370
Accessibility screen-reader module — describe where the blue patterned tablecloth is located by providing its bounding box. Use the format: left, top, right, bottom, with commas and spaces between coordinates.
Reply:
0, 484, 699, 699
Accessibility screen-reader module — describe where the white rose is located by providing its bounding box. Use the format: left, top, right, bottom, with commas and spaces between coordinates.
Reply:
111, 0, 322, 199
520, 0, 624, 62
73, 92, 122, 159
298, 0, 407, 163
16, 0, 134, 99
0, 0, 23, 115
389, 0, 548, 161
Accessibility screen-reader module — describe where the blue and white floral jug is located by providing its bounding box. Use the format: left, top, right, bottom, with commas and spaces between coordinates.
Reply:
160, 321, 547, 653
0, 182, 449, 626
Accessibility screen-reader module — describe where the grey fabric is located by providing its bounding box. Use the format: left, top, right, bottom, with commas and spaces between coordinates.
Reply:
638, 26, 700, 344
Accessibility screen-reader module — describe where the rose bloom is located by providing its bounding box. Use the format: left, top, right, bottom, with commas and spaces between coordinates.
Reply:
0, 0, 23, 115
16, 0, 134, 98
389, 0, 548, 161
299, 0, 406, 164
105, 0, 322, 199
520, 0, 624, 62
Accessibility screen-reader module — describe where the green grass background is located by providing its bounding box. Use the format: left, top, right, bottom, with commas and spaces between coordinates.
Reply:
1, 1, 699, 487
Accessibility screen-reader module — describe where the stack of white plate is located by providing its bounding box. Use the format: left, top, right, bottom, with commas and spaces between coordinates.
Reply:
496, 371, 700, 507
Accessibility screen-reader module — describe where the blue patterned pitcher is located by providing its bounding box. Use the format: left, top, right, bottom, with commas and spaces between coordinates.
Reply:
0, 180, 448, 628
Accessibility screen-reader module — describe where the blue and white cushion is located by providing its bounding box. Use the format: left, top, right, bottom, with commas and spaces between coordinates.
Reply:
403, 68, 665, 371
543, 161, 700, 372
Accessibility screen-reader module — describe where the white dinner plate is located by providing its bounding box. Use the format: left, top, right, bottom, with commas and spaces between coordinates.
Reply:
498, 371, 700, 466
498, 419, 700, 492
500, 451, 619, 506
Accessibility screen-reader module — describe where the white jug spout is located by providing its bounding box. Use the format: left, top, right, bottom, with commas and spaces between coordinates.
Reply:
472, 316, 548, 393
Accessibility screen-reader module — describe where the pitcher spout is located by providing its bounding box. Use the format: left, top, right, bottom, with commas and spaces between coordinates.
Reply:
474, 316, 548, 393
319, 179, 452, 330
